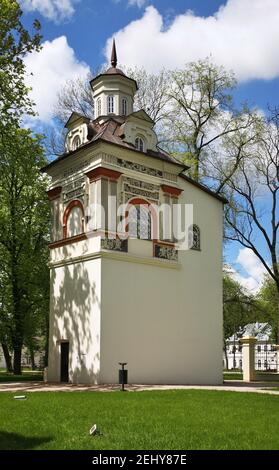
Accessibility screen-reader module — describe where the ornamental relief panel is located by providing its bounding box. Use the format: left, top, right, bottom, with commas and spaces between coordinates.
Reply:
122, 176, 160, 203
101, 237, 128, 253
154, 243, 178, 261
62, 177, 86, 203
101, 153, 177, 183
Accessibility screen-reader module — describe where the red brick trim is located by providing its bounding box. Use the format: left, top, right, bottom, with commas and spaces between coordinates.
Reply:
85, 167, 122, 182
49, 233, 87, 249
161, 184, 183, 196
47, 186, 62, 200
63, 199, 85, 239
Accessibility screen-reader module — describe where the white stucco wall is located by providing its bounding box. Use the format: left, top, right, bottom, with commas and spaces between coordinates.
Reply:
46, 143, 223, 385
99, 180, 223, 385
47, 258, 101, 384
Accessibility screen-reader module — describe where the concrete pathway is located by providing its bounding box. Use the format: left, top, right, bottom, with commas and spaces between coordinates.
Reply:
0, 380, 279, 395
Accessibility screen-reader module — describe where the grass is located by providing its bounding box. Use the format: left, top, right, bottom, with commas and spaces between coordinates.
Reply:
0, 369, 43, 383
0, 390, 279, 450
223, 372, 243, 380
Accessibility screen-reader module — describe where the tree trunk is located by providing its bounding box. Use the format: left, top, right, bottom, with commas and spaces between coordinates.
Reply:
29, 344, 36, 370
223, 340, 228, 370
13, 346, 22, 375
10, 240, 24, 376
1, 343, 13, 372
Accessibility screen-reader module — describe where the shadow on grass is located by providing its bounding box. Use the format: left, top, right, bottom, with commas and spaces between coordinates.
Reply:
0, 374, 43, 383
0, 431, 53, 450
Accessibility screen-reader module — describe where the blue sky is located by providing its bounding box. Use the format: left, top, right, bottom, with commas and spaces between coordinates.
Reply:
20, 0, 279, 292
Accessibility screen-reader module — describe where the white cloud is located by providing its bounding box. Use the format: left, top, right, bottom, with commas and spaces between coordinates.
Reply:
24, 36, 90, 123
113, 0, 147, 8
106, 1, 279, 81
229, 248, 267, 293
20, 0, 77, 23
128, 0, 147, 7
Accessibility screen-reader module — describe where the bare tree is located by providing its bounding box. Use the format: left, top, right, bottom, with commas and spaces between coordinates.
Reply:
217, 109, 279, 341
164, 59, 259, 180
54, 72, 95, 125
127, 67, 171, 124
50, 67, 172, 157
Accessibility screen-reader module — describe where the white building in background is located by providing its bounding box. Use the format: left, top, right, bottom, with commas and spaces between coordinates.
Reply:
0, 348, 44, 370
42, 41, 226, 385
0, 352, 5, 368
225, 323, 277, 371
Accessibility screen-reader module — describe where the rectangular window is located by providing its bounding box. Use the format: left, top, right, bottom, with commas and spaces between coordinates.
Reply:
97, 98, 101, 117
108, 96, 114, 114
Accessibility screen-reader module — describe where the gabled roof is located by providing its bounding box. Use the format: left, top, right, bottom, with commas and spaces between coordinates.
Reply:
41, 116, 186, 172
64, 112, 90, 129
42, 114, 228, 205
127, 109, 154, 124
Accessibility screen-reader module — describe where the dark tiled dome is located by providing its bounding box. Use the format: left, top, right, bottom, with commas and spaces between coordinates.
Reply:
105, 66, 126, 76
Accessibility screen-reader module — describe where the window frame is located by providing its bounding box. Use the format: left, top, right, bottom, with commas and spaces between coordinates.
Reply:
188, 224, 201, 251
122, 97, 128, 116
107, 95, 114, 114
63, 200, 85, 239
135, 136, 145, 152
72, 135, 81, 151
97, 97, 102, 117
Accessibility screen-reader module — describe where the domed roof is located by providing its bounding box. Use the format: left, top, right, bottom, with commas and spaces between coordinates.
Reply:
105, 66, 126, 76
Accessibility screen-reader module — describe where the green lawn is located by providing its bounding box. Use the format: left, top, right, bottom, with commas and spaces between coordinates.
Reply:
223, 372, 243, 380
0, 369, 43, 383
0, 390, 279, 450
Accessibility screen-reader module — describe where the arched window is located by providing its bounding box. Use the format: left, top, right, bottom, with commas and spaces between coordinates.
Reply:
107, 95, 114, 114
188, 224, 200, 250
126, 196, 156, 240
97, 97, 102, 117
63, 200, 84, 238
129, 204, 151, 240
135, 136, 145, 152
122, 98, 127, 116
126, 198, 158, 240
72, 135, 81, 151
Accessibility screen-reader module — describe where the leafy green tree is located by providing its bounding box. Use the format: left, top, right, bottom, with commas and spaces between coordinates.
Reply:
0, 128, 49, 374
0, 0, 41, 129
218, 109, 279, 342
0, 252, 13, 371
223, 274, 260, 368
257, 274, 278, 341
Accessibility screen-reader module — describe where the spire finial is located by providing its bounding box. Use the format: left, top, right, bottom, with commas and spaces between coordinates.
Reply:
111, 38, 117, 68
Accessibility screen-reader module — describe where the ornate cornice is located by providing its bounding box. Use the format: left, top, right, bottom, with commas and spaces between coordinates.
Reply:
161, 184, 183, 196
85, 167, 122, 182
47, 186, 62, 200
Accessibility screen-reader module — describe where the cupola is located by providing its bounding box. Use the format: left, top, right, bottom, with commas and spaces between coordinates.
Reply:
90, 39, 138, 121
